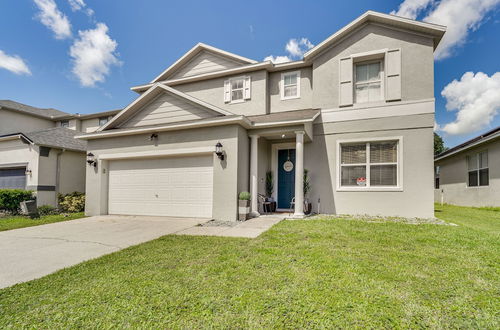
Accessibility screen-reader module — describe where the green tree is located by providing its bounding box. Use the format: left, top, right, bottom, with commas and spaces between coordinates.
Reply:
434, 132, 448, 155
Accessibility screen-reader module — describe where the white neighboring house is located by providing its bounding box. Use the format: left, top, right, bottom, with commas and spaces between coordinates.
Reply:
0, 100, 120, 207
77, 11, 446, 220
434, 127, 500, 207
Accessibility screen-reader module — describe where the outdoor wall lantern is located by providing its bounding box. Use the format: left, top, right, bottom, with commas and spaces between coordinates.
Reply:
86, 152, 97, 167
25, 169, 32, 176
149, 133, 158, 141
215, 142, 224, 161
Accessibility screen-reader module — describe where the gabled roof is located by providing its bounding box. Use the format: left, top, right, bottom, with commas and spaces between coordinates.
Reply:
0, 128, 87, 152
435, 126, 500, 161
304, 11, 446, 60
0, 100, 69, 119
150, 43, 258, 83
99, 83, 233, 131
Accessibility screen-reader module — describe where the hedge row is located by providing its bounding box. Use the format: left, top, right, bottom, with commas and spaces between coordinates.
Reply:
0, 189, 34, 213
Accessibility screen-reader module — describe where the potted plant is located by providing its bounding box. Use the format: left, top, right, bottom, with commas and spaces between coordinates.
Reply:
238, 191, 251, 221
303, 169, 312, 215
265, 171, 276, 212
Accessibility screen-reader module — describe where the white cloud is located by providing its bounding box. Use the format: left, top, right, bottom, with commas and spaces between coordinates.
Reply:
285, 38, 314, 57
33, 0, 72, 39
391, 0, 434, 19
263, 55, 291, 64
439, 72, 500, 135
391, 0, 500, 60
68, 0, 85, 11
264, 37, 314, 63
69, 23, 121, 87
424, 0, 500, 59
0, 50, 31, 75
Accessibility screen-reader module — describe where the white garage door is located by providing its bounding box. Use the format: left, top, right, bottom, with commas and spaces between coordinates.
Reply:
108, 155, 213, 218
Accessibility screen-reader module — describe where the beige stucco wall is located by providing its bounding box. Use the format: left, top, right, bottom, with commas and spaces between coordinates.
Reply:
303, 112, 435, 218
59, 151, 86, 194
268, 67, 313, 113
0, 110, 54, 135
0, 139, 39, 189
174, 70, 268, 116
311, 23, 434, 109
80, 118, 101, 133
435, 138, 500, 207
85, 125, 246, 221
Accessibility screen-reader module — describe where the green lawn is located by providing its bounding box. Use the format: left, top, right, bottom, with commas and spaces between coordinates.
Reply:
0, 205, 498, 328
0, 212, 85, 232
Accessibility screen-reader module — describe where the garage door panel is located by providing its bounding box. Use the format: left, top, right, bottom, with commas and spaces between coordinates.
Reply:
108, 156, 213, 218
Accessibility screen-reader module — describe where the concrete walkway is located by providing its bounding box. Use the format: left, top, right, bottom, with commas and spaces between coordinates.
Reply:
0, 215, 206, 289
175, 214, 286, 238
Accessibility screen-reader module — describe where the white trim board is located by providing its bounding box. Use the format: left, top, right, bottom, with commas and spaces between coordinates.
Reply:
319, 99, 434, 124
98, 146, 214, 161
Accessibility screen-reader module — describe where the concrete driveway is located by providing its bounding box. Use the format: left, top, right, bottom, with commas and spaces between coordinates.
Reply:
0, 215, 207, 289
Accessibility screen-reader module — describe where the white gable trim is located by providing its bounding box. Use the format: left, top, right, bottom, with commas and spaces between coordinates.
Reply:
304, 11, 446, 60
150, 43, 258, 83
98, 83, 232, 132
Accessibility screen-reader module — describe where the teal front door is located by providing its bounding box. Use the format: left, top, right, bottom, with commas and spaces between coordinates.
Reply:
277, 149, 296, 209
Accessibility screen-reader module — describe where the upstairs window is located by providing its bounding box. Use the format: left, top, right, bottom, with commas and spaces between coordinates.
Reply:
281, 71, 300, 100
354, 61, 383, 104
435, 166, 440, 189
467, 151, 488, 187
340, 140, 399, 188
60, 120, 69, 128
224, 76, 251, 103
98, 116, 109, 126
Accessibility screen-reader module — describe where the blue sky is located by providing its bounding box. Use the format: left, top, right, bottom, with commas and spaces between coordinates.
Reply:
0, 0, 499, 147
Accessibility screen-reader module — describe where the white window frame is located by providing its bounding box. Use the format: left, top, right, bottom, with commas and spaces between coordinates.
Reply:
354, 59, 384, 104
229, 76, 245, 104
336, 136, 403, 192
280, 70, 301, 100
466, 151, 489, 188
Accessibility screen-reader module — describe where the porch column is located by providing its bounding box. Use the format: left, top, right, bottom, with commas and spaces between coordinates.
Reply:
249, 134, 260, 217
293, 131, 305, 218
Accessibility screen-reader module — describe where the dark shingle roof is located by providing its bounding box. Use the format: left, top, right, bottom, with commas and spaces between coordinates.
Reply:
0, 100, 69, 119
25, 127, 87, 152
435, 126, 500, 160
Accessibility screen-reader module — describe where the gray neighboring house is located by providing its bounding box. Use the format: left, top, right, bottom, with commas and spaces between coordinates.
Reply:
0, 100, 120, 206
434, 127, 500, 207
77, 11, 446, 220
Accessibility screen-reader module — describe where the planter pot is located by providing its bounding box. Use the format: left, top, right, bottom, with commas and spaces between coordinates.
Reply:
238, 199, 250, 221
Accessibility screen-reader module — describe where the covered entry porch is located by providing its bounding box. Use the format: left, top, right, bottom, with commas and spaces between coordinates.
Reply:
246, 110, 317, 218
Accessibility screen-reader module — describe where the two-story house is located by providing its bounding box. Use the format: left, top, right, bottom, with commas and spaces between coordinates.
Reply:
0, 100, 119, 206
77, 11, 446, 220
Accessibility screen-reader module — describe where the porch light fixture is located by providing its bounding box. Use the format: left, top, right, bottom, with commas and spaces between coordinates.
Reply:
149, 133, 158, 141
86, 152, 97, 167
215, 142, 224, 161
25, 169, 32, 176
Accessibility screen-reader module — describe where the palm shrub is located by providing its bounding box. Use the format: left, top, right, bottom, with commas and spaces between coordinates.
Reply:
265, 171, 274, 198
58, 192, 85, 213
0, 189, 34, 214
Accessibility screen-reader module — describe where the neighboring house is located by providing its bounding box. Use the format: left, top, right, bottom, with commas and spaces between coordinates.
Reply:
434, 127, 500, 207
0, 100, 120, 206
77, 11, 445, 220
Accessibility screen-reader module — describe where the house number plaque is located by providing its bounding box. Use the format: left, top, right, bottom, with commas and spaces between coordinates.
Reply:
283, 160, 294, 172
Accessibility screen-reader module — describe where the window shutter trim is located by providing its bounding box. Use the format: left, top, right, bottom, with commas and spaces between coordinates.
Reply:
224, 79, 230, 103
244, 76, 251, 100
385, 49, 401, 101
339, 57, 353, 106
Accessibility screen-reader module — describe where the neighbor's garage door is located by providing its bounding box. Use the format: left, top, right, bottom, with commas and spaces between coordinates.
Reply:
108, 156, 213, 218
0, 168, 26, 189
